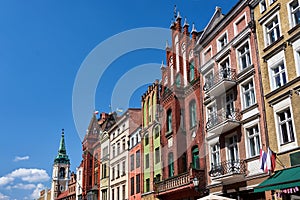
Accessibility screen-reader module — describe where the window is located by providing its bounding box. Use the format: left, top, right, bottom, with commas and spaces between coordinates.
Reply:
130, 177, 134, 195
296, 49, 300, 75
227, 135, 239, 161
117, 164, 120, 178
203, 47, 212, 63
218, 33, 228, 50
112, 167, 115, 180
277, 108, 295, 144
136, 150, 140, 168
122, 185, 125, 200
103, 146, 108, 158
122, 161, 125, 176
155, 147, 160, 164
176, 74, 181, 87
203, 71, 214, 91
144, 133, 149, 145
117, 187, 120, 200
225, 92, 235, 118
189, 100, 197, 128
246, 125, 261, 157
136, 174, 140, 193
220, 58, 231, 79
265, 16, 281, 45
234, 15, 246, 35
207, 103, 217, 126
112, 146, 115, 158
145, 178, 150, 192
242, 79, 256, 108
148, 98, 152, 123
269, 0, 275, 4
59, 167, 65, 179
290, 0, 300, 27
117, 143, 120, 155
130, 155, 134, 171
260, 0, 266, 13
167, 109, 172, 132
102, 163, 107, 178
189, 62, 195, 81
238, 42, 251, 70
271, 61, 287, 89
122, 139, 126, 152
112, 189, 114, 200
192, 147, 200, 169
145, 154, 149, 168
102, 189, 107, 200
154, 126, 160, 139
211, 143, 220, 167
168, 152, 174, 177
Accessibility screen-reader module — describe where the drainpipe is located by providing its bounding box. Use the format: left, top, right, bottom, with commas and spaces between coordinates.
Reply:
250, 2, 270, 150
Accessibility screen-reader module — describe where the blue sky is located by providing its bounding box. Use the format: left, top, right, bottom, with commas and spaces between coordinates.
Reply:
0, 0, 237, 199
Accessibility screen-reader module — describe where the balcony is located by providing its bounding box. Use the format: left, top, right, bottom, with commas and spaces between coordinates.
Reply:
156, 168, 204, 194
203, 68, 237, 97
209, 159, 246, 184
206, 109, 241, 139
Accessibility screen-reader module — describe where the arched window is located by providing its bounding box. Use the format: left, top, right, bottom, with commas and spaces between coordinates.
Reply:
192, 146, 200, 169
176, 74, 181, 87
143, 101, 147, 127
168, 152, 174, 177
189, 62, 195, 81
148, 97, 152, 123
189, 100, 197, 128
94, 153, 98, 168
167, 109, 172, 132
59, 167, 65, 179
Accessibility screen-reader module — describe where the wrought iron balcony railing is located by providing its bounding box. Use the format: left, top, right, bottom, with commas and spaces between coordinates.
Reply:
206, 109, 241, 130
203, 68, 237, 91
208, 159, 246, 178
156, 168, 204, 193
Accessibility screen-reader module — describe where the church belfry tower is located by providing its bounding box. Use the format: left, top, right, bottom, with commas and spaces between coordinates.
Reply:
50, 129, 70, 200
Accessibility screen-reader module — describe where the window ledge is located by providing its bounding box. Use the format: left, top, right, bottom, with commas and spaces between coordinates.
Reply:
241, 103, 258, 114
244, 155, 260, 163
263, 35, 284, 53
165, 130, 173, 138
288, 23, 300, 35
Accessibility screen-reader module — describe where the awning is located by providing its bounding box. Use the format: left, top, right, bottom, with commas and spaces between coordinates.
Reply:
254, 166, 300, 193
198, 194, 235, 200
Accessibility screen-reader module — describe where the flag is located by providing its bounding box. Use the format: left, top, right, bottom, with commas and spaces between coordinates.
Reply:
266, 147, 276, 172
94, 110, 99, 115
259, 149, 267, 172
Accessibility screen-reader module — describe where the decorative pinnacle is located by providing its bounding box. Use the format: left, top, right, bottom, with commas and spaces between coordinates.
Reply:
166, 40, 170, 49
191, 23, 197, 33
183, 18, 189, 27
176, 11, 182, 20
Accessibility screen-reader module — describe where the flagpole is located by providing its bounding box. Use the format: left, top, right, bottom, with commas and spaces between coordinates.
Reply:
275, 154, 286, 169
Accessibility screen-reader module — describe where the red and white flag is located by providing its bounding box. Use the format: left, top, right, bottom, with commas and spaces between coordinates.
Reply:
266, 147, 276, 173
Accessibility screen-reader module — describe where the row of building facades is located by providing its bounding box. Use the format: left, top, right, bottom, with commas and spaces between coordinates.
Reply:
39, 0, 300, 199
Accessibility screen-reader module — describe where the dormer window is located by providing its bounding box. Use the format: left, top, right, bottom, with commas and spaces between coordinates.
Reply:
217, 33, 228, 51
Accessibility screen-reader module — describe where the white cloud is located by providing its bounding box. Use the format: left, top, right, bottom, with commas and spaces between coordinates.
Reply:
10, 168, 50, 183
30, 183, 45, 199
0, 192, 9, 200
0, 168, 50, 188
0, 176, 14, 187
6, 183, 36, 190
13, 156, 30, 162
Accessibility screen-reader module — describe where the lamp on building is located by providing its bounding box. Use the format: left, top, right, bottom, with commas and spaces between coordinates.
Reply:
193, 177, 199, 192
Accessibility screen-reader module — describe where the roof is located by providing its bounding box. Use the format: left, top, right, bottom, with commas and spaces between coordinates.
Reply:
56, 191, 68, 199
254, 166, 300, 193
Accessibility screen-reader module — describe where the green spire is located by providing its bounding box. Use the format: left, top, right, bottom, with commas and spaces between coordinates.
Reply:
54, 129, 70, 164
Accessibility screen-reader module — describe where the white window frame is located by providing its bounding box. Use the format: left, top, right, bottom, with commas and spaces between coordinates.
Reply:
217, 31, 228, 51
269, 0, 276, 5
236, 40, 252, 71
288, 0, 300, 28
202, 46, 212, 64
267, 50, 287, 91
210, 143, 220, 168
244, 120, 261, 158
218, 56, 231, 80
225, 133, 239, 161
292, 38, 300, 76
234, 12, 247, 36
240, 77, 256, 109
206, 101, 217, 124
204, 69, 214, 90
270, 60, 287, 90
260, 0, 267, 13
263, 13, 281, 47
273, 98, 298, 152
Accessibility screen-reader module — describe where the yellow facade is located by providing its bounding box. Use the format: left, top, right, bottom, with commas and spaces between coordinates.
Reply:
252, 0, 300, 170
